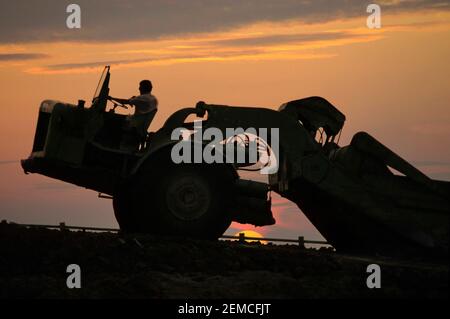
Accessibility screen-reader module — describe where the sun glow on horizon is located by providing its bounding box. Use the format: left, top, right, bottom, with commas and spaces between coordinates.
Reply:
233, 230, 268, 244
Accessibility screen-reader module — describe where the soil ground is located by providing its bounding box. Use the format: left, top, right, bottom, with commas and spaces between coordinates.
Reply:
0, 223, 447, 299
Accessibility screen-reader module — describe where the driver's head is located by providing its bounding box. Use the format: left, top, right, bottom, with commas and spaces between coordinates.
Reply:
139, 80, 153, 95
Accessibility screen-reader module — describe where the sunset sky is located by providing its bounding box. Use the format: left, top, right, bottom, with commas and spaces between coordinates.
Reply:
1, 0, 449, 242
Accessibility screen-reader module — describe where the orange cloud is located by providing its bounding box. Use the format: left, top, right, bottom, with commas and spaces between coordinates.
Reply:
1, 9, 448, 75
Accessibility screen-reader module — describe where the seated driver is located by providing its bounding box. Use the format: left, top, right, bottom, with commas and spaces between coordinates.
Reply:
110, 79, 158, 117
109, 80, 158, 149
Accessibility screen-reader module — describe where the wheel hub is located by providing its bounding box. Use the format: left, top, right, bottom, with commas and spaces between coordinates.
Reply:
166, 174, 211, 221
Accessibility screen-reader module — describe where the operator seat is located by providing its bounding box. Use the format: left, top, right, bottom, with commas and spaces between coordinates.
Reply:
134, 109, 157, 144
121, 109, 157, 151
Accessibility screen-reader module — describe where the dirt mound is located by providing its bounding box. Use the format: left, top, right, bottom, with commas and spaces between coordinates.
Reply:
0, 223, 447, 298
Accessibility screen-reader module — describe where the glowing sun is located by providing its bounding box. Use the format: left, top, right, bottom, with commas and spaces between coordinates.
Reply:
234, 230, 268, 244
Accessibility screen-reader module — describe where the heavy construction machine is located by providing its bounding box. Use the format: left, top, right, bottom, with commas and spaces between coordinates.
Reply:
21, 66, 449, 257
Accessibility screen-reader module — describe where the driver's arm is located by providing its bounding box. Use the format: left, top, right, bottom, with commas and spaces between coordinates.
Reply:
109, 96, 133, 105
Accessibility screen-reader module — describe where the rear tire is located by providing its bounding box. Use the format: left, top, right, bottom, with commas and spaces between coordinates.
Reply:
113, 158, 236, 239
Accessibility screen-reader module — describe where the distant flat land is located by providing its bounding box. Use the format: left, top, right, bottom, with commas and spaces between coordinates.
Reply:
0, 223, 447, 299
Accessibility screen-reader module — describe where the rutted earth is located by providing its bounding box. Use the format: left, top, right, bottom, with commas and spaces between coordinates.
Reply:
0, 223, 447, 298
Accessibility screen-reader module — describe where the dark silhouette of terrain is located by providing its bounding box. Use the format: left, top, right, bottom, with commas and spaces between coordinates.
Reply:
0, 223, 447, 299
